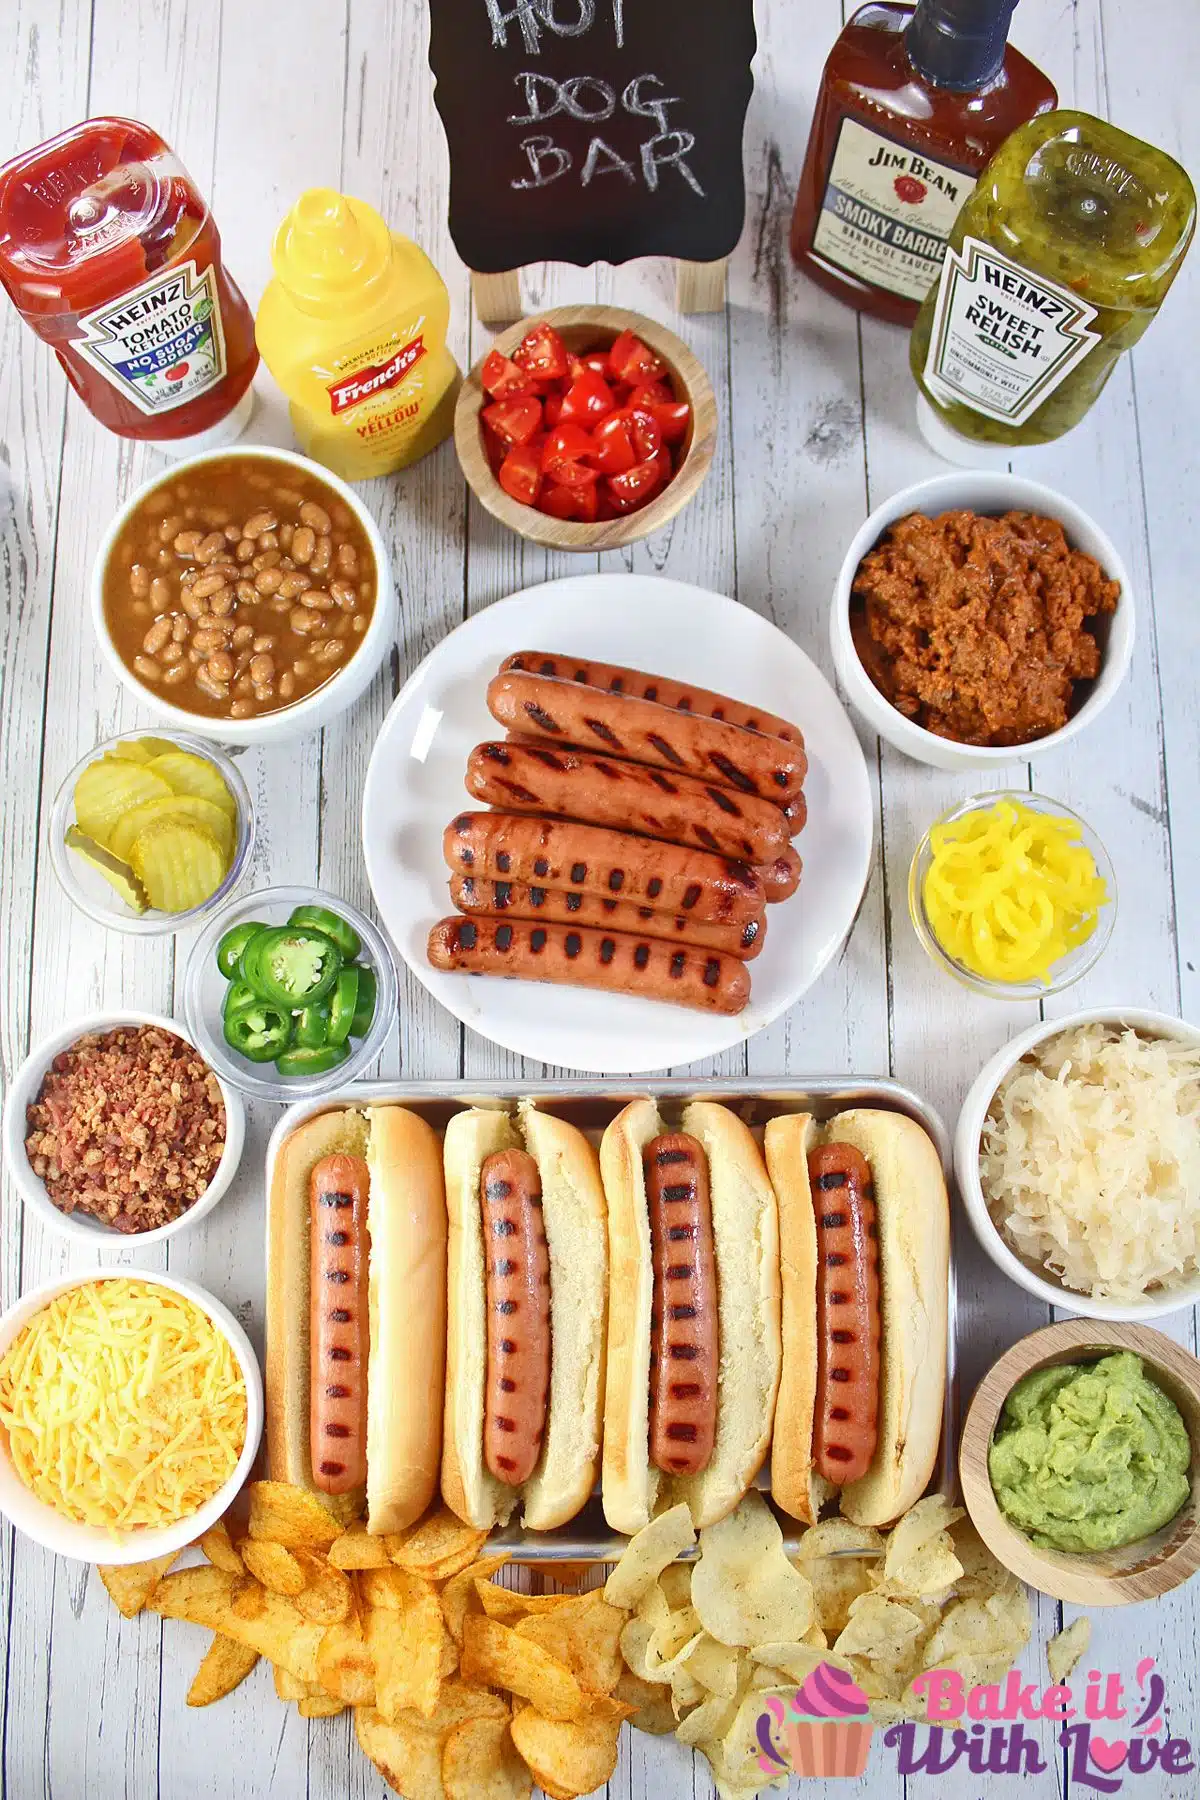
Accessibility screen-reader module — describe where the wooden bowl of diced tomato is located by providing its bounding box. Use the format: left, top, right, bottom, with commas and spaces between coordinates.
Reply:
454, 305, 717, 551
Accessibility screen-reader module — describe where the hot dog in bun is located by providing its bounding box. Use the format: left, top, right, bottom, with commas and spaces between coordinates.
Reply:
441, 1103, 608, 1532
600, 1098, 782, 1533
266, 1105, 447, 1532
764, 1109, 949, 1528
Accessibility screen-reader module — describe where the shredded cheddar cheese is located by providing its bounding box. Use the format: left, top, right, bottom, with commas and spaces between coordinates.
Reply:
0, 1278, 246, 1533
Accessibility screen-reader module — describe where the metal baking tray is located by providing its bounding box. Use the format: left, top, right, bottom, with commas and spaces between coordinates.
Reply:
266, 1077, 957, 1562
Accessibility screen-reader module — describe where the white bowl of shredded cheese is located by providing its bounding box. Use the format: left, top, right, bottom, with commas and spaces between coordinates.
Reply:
0, 1269, 262, 1563
956, 1009, 1200, 1320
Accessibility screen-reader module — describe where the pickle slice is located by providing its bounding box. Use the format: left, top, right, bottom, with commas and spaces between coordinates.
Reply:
64, 826, 149, 914
109, 794, 234, 864
74, 756, 173, 845
130, 819, 228, 913
147, 751, 237, 819
108, 736, 179, 766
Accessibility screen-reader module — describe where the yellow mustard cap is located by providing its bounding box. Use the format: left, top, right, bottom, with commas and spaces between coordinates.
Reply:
269, 188, 392, 310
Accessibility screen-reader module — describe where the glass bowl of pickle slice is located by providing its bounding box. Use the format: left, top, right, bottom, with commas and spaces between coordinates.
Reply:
48, 731, 255, 935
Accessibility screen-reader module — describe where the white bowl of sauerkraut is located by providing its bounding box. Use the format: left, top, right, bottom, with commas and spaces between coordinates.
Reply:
956, 1009, 1200, 1320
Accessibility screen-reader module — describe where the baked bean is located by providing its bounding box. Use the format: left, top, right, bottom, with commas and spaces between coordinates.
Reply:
280, 671, 296, 699
278, 486, 303, 505
150, 576, 172, 609
235, 538, 256, 562
158, 515, 184, 543
337, 542, 358, 575
163, 663, 189, 686
130, 564, 151, 598
258, 530, 280, 551
181, 589, 206, 621
299, 500, 331, 533
352, 613, 368, 633
254, 568, 283, 594
247, 470, 271, 491
309, 535, 333, 577
331, 580, 357, 611
161, 642, 184, 665
143, 618, 172, 654
155, 547, 174, 568
252, 635, 275, 652
291, 526, 315, 564
249, 653, 275, 684
230, 699, 255, 719
253, 683, 275, 703
237, 579, 258, 604
196, 532, 227, 563
188, 647, 205, 666
243, 510, 278, 537
193, 627, 225, 653
290, 607, 324, 635
233, 625, 254, 649
174, 530, 203, 556
172, 615, 190, 642
279, 523, 294, 551
234, 675, 253, 697
206, 652, 234, 683
134, 655, 162, 682
278, 571, 309, 599
192, 572, 228, 601
224, 523, 241, 542
270, 596, 292, 614
293, 658, 312, 677
299, 588, 334, 611
252, 549, 282, 571
195, 668, 229, 701
314, 639, 345, 665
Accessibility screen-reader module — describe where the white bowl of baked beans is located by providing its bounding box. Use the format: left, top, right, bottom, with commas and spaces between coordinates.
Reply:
90, 447, 396, 744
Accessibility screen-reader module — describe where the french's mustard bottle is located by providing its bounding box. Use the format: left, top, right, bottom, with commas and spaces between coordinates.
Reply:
910, 111, 1195, 461
256, 188, 460, 481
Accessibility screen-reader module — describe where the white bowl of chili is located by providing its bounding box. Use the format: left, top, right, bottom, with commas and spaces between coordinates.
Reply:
829, 471, 1135, 771
3, 1012, 245, 1247
0, 1267, 261, 1564
90, 445, 396, 745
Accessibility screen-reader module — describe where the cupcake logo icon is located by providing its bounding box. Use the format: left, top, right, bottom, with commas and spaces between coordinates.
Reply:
757, 1662, 875, 1778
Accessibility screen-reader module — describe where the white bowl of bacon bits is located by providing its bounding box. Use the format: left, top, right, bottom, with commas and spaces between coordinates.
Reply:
3, 1012, 245, 1246
0, 1269, 261, 1563
956, 1008, 1200, 1322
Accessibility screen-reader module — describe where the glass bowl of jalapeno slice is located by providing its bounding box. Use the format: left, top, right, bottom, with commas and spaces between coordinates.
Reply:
183, 885, 397, 1100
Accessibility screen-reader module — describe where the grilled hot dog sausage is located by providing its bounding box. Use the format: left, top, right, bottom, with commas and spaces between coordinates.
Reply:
449, 875, 767, 961
427, 915, 751, 1015
501, 651, 804, 747
757, 845, 803, 903
466, 740, 791, 864
481, 1148, 551, 1487
309, 1153, 370, 1494
443, 812, 765, 927
645, 1134, 719, 1476
486, 671, 807, 804
808, 1143, 881, 1486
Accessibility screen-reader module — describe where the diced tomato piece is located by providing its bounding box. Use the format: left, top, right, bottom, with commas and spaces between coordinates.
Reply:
626, 379, 674, 407
539, 480, 599, 522
626, 383, 691, 444
482, 395, 542, 445
582, 351, 611, 379
606, 455, 664, 512
542, 423, 598, 488
497, 441, 543, 507
513, 321, 569, 381
481, 349, 534, 399
482, 421, 507, 475
620, 404, 663, 463
588, 411, 637, 476
559, 370, 615, 427
608, 328, 667, 387
543, 390, 564, 428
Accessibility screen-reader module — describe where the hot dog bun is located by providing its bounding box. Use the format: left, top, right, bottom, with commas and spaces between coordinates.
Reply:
765, 1108, 948, 1529
266, 1105, 447, 1532
601, 1098, 782, 1533
441, 1103, 608, 1532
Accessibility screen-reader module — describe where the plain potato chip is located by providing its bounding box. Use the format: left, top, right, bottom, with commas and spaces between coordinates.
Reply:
329, 1523, 392, 1570
515, 1594, 625, 1697
247, 1482, 340, 1552
317, 1616, 376, 1705
510, 1702, 625, 1800
719, 1688, 795, 1790
442, 1715, 531, 1800
356, 1705, 443, 1800
366, 1580, 445, 1720
149, 1567, 324, 1685
198, 1521, 244, 1575
603, 1503, 696, 1610
635, 1583, 671, 1628
1048, 1617, 1091, 1683
950, 1519, 1022, 1598
675, 1688, 739, 1747
881, 1534, 963, 1599
884, 1496, 965, 1579
749, 1641, 852, 1685
186, 1634, 259, 1706
658, 1563, 694, 1611
834, 1592, 925, 1661
794, 1520, 885, 1561
652, 1602, 702, 1662
440, 1555, 511, 1645
298, 1693, 345, 1718
920, 1593, 1030, 1672
241, 1540, 307, 1597
692, 1493, 816, 1647
461, 1616, 587, 1721
806, 1554, 876, 1637
680, 1633, 740, 1698
98, 1553, 178, 1619
388, 1506, 490, 1581
670, 1662, 706, 1715
618, 1617, 664, 1685
614, 1668, 677, 1735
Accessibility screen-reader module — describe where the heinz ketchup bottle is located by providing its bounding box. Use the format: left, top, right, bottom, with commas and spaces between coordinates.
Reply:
0, 118, 258, 452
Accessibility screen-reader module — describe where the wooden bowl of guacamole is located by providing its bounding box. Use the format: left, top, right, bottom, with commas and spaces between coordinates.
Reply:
960, 1319, 1200, 1605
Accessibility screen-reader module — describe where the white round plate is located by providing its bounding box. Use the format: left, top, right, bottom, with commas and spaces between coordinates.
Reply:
362, 574, 872, 1073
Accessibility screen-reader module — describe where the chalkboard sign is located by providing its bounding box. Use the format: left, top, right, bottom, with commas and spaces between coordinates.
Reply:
428, 0, 757, 276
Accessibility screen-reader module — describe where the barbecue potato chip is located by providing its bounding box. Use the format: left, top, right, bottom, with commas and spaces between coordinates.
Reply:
475, 1583, 583, 1623
298, 1693, 345, 1718
292, 1555, 354, 1625
692, 1493, 815, 1647
1048, 1617, 1091, 1683
150, 1568, 324, 1684
98, 1553, 178, 1619
241, 1540, 307, 1597
615, 1668, 677, 1735
274, 1665, 308, 1703
366, 1580, 446, 1721
603, 1504, 696, 1610
360, 1566, 431, 1611
515, 1594, 625, 1697
247, 1482, 340, 1552
198, 1521, 244, 1575
509, 1702, 626, 1800
387, 1506, 490, 1581
442, 1715, 531, 1800
356, 1705, 444, 1800
440, 1556, 511, 1644
317, 1615, 376, 1705
461, 1616, 588, 1721
230, 1575, 267, 1620
329, 1522, 392, 1570
186, 1634, 259, 1706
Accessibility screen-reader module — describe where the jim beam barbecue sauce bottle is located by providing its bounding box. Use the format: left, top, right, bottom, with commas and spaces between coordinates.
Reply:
790, 1, 1057, 326
911, 110, 1196, 461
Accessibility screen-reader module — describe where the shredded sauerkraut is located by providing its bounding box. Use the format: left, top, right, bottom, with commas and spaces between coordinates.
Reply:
981, 1025, 1200, 1301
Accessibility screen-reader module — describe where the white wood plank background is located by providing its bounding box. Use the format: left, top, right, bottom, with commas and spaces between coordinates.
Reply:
0, 0, 1197, 1794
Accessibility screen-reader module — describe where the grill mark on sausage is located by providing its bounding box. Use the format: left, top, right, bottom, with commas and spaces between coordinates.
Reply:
530, 928, 547, 952
608, 870, 623, 891
330, 1308, 350, 1323
599, 937, 616, 963
584, 717, 620, 746
646, 732, 685, 766
524, 702, 562, 733
646, 877, 662, 898
458, 920, 477, 950
533, 857, 548, 876
682, 883, 700, 909
670, 952, 686, 977
329, 1346, 351, 1361
326, 1230, 349, 1245
496, 851, 510, 872
570, 861, 586, 883
703, 958, 721, 987
634, 944, 650, 969
709, 752, 756, 793
495, 924, 513, 951
325, 1422, 350, 1438
325, 1384, 350, 1399
566, 893, 581, 911
326, 1269, 349, 1284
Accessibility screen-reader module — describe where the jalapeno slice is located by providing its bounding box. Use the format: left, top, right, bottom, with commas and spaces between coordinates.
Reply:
324, 967, 360, 1046
275, 1042, 351, 1077
295, 1001, 332, 1048
350, 966, 378, 1037
223, 996, 294, 1062
287, 904, 361, 961
223, 979, 258, 1018
217, 920, 268, 981
240, 925, 342, 1007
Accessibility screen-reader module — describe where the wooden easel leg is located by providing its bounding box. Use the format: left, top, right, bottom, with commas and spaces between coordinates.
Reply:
675, 257, 727, 313
471, 269, 523, 326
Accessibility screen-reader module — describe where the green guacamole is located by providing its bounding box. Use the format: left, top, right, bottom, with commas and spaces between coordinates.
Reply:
988, 1352, 1191, 1554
